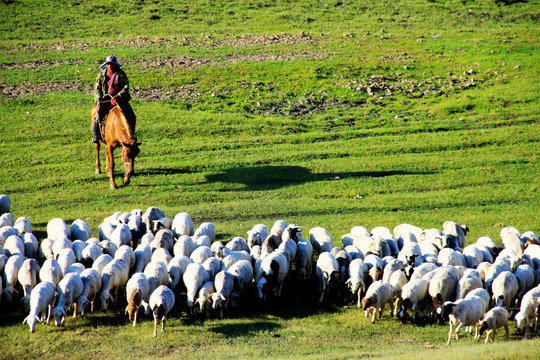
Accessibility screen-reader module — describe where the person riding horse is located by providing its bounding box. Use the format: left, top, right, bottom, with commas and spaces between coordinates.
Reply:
92, 55, 136, 143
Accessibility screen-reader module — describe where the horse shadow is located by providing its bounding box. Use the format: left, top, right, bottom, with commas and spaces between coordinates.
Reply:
205, 165, 430, 191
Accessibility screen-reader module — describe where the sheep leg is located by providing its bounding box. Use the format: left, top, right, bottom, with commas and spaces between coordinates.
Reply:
447, 322, 454, 345
161, 316, 166, 333
133, 307, 138, 327
371, 308, 377, 324
153, 318, 158, 337
504, 324, 509, 341
46, 304, 52, 325
380, 303, 385, 318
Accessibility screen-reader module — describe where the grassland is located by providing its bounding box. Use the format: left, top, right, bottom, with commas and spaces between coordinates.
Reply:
0, 0, 539, 359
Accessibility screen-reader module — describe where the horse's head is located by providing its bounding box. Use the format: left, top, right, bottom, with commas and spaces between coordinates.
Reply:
120, 141, 141, 178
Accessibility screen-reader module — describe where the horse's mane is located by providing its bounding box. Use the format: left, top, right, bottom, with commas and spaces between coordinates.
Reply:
114, 106, 136, 146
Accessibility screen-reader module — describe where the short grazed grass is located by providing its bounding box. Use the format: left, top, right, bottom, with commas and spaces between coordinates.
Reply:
0, 0, 539, 359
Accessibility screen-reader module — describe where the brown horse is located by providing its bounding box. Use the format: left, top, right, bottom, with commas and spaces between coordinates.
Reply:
91, 104, 140, 189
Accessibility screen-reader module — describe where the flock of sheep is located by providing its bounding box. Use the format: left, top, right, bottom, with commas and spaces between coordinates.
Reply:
1, 193, 540, 343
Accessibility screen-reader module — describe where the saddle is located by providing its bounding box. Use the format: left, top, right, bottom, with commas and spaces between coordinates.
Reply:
93, 104, 121, 143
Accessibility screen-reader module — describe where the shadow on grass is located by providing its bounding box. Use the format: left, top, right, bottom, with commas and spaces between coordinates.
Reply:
205, 165, 430, 191
209, 321, 282, 338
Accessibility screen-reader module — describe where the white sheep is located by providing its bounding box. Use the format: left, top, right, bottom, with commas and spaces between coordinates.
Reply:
295, 238, 313, 281
514, 285, 540, 338
66, 263, 85, 275
247, 223, 270, 249
477, 306, 510, 343
22, 281, 56, 333
149, 285, 175, 337
279, 224, 301, 243
195, 280, 215, 318
151, 217, 172, 235
183, 262, 210, 316
193, 222, 216, 242
309, 227, 333, 254
0, 194, 11, 214
443, 221, 468, 249
46, 218, 71, 242
202, 256, 221, 280
21, 233, 38, 259
174, 235, 196, 258
212, 270, 235, 319
141, 206, 165, 234
0, 212, 14, 228
80, 243, 102, 267
456, 269, 483, 300
226, 237, 249, 252
429, 265, 459, 309
110, 223, 132, 249
76, 268, 102, 315
168, 255, 192, 291
361, 280, 394, 324
99, 258, 129, 310
441, 292, 487, 344
115, 244, 136, 270
125, 273, 150, 326
389, 269, 408, 315
133, 243, 152, 273
501, 226, 524, 256
18, 258, 40, 311
57, 248, 76, 276
257, 251, 288, 301
514, 264, 535, 301
52, 236, 72, 259
462, 244, 484, 269
190, 245, 214, 264
227, 259, 253, 297
484, 261, 511, 290
172, 212, 194, 237
437, 248, 466, 267
3, 253, 24, 303
150, 285, 175, 337
52, 272, 84, 325
398, 278, 430, 323
397, 241, 423, 268
277, 239, 297, 270
316, 252, 339, 303
260, 235, 282, 254
491, 271, 518, 309
346, 258, 368, 306
150, 229, 174, 254
143, 261, 170, 310
71, 240, 87, 263
409, 262, 439, 281
91, 253, 113, 275
70, 219, 92, 241
270, 220, 287, 239
39, 258, 63, 286
393, 224, 423, 248
194, 234, 211, 248
151, 248, 173, 265
4, 234, 25, 257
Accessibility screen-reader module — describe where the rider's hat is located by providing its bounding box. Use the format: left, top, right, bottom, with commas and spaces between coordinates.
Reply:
99, 55, 123, 70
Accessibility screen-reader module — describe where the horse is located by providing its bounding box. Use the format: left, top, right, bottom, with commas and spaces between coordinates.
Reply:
91, 103, 140, 189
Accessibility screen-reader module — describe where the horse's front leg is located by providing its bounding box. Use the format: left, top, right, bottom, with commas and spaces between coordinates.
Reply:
95, 142, 102, 175
105, 145, 117, 189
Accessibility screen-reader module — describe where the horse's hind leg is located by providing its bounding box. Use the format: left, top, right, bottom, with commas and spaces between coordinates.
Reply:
95, 142, 101, 175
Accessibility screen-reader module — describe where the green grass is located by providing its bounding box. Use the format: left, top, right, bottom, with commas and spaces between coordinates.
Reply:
1, 0, 539, 358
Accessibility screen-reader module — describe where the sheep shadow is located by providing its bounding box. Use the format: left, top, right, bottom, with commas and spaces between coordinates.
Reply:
209, 321, 282, 338
205, 165, 429, 191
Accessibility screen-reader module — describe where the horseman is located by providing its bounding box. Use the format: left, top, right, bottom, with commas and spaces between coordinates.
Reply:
92, 55, 136, 143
